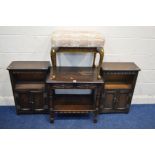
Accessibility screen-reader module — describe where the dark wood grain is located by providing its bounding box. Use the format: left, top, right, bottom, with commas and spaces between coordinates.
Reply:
46, 67, 103, 84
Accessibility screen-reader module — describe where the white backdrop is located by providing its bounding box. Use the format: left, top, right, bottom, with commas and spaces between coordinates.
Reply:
0, 26, 155, 105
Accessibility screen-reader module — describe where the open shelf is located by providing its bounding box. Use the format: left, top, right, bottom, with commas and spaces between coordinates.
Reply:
105, 82, 132, 90
15, 83, 45, 91
53, 94, 94, 112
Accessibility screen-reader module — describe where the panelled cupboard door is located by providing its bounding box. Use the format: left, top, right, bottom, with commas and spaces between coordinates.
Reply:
15, 90, 47, 113
102, 90, 115, 110
115, 90, 131, 110
32, 91, 47, 111
101, 89, 132, 112
15, 91, 32, 111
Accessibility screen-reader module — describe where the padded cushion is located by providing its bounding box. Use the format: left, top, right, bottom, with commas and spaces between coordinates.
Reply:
52, 30, 105, 48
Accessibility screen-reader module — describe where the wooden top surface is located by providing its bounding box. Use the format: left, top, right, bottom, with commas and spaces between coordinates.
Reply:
7, 61, 51, 70
46, 67, 104, 84
102, 62, 140, 71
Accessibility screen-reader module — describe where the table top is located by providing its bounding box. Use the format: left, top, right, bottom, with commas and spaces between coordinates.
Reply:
7, 61, 51, 70
46, 67, 104, 84
102, 62, 140, 71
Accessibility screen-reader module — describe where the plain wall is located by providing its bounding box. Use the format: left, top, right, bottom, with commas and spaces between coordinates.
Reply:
0, 26, 155, 105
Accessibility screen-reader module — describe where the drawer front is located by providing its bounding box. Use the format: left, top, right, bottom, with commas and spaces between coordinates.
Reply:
50, 83, 97, 89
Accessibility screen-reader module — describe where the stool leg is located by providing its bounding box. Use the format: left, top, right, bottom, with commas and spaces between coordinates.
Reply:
50, 48, 56, 79
92, 52, 96, 68
97, 47, 104, 79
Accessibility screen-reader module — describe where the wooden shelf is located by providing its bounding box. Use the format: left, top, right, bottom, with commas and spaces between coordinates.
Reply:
105, 83, 132, 90
53, 94, 94, 112
15, 83, 45, 90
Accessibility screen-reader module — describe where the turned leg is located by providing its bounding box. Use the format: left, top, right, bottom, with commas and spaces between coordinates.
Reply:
92, 52, 97, 68
93, 86, 102, 123
49, 89, 55, 123
50, 112, 54, 123
50, 48, 56, 79
97, 47, 104, 79
92, 89, 97, 123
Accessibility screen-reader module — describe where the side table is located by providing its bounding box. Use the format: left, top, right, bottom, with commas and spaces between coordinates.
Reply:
46, 67, 104, 123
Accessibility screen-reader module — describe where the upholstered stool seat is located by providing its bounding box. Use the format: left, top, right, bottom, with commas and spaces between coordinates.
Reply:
50, 30, 105, 79
52, 30, 105, 48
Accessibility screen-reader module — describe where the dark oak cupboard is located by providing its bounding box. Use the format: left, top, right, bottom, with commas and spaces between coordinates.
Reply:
7, 61, 50, 114
7, 61, 140, 122
100, 62, 140, 113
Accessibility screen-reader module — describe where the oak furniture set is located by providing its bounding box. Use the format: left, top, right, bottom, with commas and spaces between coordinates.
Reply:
7, 31, 140, 123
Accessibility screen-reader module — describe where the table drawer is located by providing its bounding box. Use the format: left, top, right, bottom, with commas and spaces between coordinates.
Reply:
50, 83, 97, 89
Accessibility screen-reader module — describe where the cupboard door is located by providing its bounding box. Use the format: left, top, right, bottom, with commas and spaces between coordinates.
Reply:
100, 89, 132, 113
102, 90, 116, 110
15, 91, 32, 111
115, 90, 131, 110
31, 91, 47, 112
